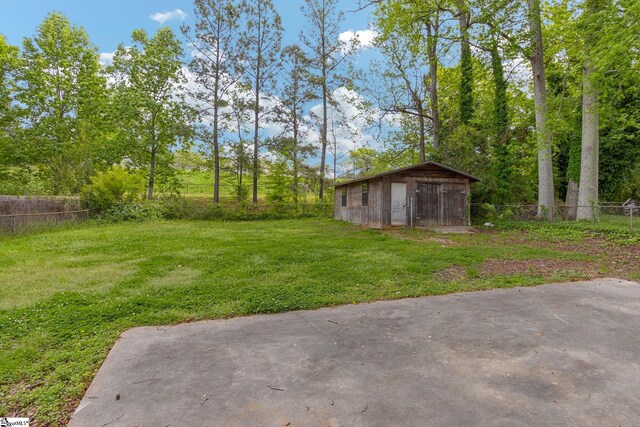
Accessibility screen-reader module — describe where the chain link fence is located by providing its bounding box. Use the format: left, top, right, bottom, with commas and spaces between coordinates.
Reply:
471, 202, 639, 229
0, 209, 90, 235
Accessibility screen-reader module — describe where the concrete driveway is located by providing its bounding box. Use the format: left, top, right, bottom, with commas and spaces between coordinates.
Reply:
69, 278, 640, 427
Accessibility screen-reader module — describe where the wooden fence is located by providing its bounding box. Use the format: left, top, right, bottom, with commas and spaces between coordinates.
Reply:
0, 195, 87, 234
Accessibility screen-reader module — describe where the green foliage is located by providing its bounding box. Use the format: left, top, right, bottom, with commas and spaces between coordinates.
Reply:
81, 167, 145, 212
109, 27, 193, 199
0, 167, 47, 196
491, 44, 512, 205
102, 201, 162, 222
239, 0, 283, 203
478, 203, 498, 221
266, 160, 293, 205
490, 219, 640, 245
197, 203, 331, 221
15, 12, 109, 195
459, 41, 474, 125
0, 35, 21, 173
155, 194, 189, 220
2, 3, 640, 215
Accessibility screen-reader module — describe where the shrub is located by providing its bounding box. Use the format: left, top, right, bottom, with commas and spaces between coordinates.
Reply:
102, 201, 162, 222
81, 167, 145, 212
156, 194, 188, 219
500, 208, 514, 220
478, 203, 498, 221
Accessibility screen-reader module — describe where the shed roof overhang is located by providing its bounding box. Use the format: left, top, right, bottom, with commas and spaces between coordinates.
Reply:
334, 161, 481, 188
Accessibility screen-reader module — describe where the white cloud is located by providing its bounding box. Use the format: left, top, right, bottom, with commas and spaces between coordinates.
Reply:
307, 86, 378, 161
99, 52, 115, 66
339, 28, 378, 51
149, 8, 187, 24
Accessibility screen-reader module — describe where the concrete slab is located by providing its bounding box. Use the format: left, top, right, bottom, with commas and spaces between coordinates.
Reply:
69, 278, 640, 427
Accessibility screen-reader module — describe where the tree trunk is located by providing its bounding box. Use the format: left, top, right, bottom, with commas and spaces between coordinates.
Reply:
457, 1, 473, 125
528, 0, 555, 220
576, 57, 599, 220
418, 110, 426, 162
564, 113, 582, 220
252, 29, 261, 207
148, 147, 156, 200
425, 20, 441, 149
252, 83, 259, 205
319, 75, 327, 200
212, 48, 221, 204
491, 43, 511, 205
332, 138, 337, 187
565, 179, 579, 220
292, 107, 299, 205
238, 138, 244, 201
213, 102, 220, 204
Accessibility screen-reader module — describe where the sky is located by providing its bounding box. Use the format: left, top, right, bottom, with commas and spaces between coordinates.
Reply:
0, 0, 384, 172
0, 0, 378, 66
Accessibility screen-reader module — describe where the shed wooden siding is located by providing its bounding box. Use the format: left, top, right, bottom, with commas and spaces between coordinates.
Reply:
333, 178, 383, 228
334, 162, 477, 228
378, 174, 470, 227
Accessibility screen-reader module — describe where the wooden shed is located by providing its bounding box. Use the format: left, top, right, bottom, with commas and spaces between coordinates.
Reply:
333, 162, 481, 229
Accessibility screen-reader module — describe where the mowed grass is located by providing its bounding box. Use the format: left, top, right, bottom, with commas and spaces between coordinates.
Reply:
0, 218, 635, 425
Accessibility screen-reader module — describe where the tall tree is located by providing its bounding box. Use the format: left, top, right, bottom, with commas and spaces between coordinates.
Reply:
226, 88, 253, 202
277, 45, 317, 203
372, 29, 431, 162
425, 14, 442, 148
300, 0, 357, 200
16, 12, 107, 194
576, 0, 601, 220
0, 35, 20, 173
491, 41, 512, 205
372, 1, 441, 160
239, 0, 283, 205
109, 28, 192, 199
182, 0, 242, 204
457, 0, 474, 125
528, 0, 555, 219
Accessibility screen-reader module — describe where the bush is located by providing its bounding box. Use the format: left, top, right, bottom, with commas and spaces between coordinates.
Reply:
156, 194, 188, 219
195, 203, 332, 222
81, 167, 145, 212
500, 208, 514, 220
102, 201, 162, 222
478, 203, 498, 221
0, 166, 47, 195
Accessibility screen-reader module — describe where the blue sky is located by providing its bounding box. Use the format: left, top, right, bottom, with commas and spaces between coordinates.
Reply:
0, 0, 376, 61
0, 0, 383, 169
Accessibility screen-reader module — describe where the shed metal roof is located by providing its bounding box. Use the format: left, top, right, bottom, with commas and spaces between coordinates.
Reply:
334, 161, 481, 187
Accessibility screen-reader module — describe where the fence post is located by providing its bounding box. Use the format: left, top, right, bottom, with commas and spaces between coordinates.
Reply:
12, 215, 16, 234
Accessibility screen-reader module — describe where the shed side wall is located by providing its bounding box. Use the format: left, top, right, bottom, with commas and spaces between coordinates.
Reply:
333, 178, 383, 228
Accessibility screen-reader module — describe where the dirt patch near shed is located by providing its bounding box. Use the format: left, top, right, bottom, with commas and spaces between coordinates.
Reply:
434, 266, 468, 282
481, 258, 601, 279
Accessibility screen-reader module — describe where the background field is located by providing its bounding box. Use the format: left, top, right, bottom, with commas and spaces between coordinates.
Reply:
0, 218, 638, 425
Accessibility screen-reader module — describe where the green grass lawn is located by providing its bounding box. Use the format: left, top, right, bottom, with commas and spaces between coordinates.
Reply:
0, 218, 638, 425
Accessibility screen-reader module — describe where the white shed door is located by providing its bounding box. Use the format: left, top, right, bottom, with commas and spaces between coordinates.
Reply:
391, 182, 407, 225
